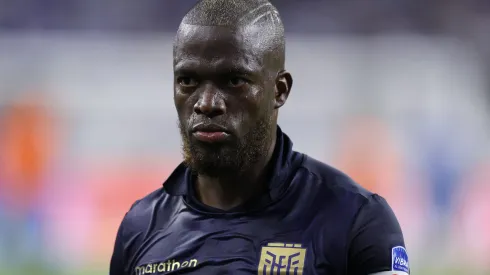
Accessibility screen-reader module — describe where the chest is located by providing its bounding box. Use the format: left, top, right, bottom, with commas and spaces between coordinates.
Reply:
129, 211, 347, 275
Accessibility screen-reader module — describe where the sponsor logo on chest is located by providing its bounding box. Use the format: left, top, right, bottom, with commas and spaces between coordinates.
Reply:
134, 259, 198, 274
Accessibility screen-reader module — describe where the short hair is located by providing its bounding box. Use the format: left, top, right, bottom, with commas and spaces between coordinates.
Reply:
178, 0, 285, 70
183, 0, 281, 27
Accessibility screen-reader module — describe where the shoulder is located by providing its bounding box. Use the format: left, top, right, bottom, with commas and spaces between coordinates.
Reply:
297, 153, 374, 201
292, 154, 401, 229
121, 163, 188, 235
293, 155, 407, 274
296, 153, 397, 224
120, 188, 169, 235
125, 187, 167, 220
110, 187, 176, 274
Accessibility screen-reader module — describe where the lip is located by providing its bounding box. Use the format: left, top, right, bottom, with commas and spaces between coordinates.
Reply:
191, 123, 230, 143
192, 123, 230, 133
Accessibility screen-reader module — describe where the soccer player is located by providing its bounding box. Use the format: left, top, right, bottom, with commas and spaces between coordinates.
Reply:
109, 0, 410, 274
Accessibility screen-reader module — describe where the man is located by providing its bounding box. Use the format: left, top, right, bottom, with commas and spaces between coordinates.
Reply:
110, 0, 409, 274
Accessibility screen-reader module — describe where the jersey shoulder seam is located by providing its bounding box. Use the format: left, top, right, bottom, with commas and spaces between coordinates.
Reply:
297, 154, 373, 199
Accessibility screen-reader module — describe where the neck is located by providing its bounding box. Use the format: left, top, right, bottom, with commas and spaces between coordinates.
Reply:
194, 131, 277, 211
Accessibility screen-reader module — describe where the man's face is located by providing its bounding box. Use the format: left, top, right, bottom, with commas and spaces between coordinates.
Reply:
173, 24, 277, 177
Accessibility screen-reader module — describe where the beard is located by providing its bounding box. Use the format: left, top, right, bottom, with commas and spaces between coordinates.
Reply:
179, 114, 274, 178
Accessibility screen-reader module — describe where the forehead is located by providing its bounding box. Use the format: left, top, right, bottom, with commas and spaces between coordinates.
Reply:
173, 24, 265, 73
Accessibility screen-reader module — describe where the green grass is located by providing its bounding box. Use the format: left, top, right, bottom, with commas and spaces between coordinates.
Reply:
415, 267, 490, 275
0, 265, 104, 275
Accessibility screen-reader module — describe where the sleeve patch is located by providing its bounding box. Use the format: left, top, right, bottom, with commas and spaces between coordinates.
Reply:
392, 246, 409, 273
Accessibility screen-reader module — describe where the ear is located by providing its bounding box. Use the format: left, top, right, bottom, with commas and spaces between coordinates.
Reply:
274, 70, 293, 109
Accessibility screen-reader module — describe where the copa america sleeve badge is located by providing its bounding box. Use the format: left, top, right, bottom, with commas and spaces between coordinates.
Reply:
391, 246, 409, 275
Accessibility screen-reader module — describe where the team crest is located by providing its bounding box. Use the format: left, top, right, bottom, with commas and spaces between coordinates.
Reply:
258, 243, 306, 275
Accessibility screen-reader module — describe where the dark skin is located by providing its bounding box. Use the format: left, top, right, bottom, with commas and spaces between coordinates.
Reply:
173, 23, 292, 210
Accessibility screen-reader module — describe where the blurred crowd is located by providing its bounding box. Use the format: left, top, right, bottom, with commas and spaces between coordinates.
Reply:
0, 1, 489, 274
2, 0, 490, 104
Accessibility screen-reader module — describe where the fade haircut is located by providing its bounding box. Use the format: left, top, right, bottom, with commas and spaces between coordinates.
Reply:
177, 0, 286, 70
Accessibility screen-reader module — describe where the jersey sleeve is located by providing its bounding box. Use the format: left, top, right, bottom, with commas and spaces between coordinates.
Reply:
110, 201, 141, 275
347, 194, 410, 275
109, 218, 127, 275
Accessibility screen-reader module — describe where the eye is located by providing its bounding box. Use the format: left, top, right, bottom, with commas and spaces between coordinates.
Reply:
228, 77, 247, 88
177, 76, 198, 87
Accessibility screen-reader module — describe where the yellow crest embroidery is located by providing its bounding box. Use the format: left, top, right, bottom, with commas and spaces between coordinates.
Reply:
258, 243, 306, 275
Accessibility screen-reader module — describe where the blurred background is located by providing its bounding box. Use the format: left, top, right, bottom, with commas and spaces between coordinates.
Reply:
0, 0, 489, 274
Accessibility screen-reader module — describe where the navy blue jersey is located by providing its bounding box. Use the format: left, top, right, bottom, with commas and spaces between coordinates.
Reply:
110, 127, 409, 275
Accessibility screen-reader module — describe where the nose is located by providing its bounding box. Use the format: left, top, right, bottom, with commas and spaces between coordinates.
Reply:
194, 85, 226, 118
